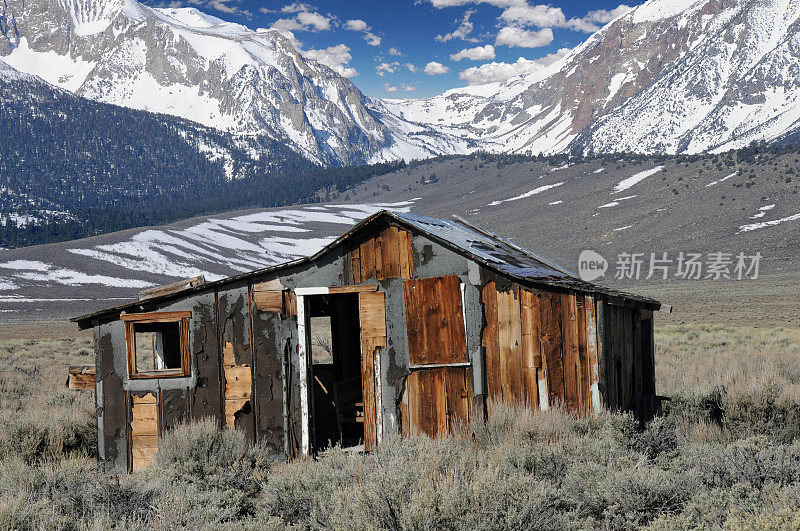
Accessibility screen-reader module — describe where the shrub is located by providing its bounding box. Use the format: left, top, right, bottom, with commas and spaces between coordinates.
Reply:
0, 414, 96, 463
152, 418, 272, 483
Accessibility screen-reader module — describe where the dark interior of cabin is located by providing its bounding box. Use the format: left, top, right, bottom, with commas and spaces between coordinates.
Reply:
132, 321, 182, 371
308, 293, 364, 451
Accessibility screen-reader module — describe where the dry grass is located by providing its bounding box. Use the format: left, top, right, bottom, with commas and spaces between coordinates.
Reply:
1, 325, 800, 529
656, 324, 800, 399
0, 337, 96, 462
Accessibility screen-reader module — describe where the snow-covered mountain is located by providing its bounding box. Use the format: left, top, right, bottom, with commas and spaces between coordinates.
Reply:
0, 0, 466, 165
1, 0, 799, 165
379, 0, 800, 156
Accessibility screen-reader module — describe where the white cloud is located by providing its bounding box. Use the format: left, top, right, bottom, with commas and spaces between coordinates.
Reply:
500, 5, 565, 28
376, 61, 400, 76
406, 62, 418, 73
280, 2, 313, 13
424, 61, 450, 75
344, 19, 368, 31
342, 18, 381, 46
450, 44, 495, 61
400, 83, 416, 92
270, 9, 333, 33
383, 83, 398, 92
585, 4, 633, 24
388, 47, 402, 56
428, 1, 633, 37
296, 11, 331, 31
303, 44, 358, 77
499, 3, 633, 34
458, 47, 569, 84
566, 4, 633, 32
435, 9, 478, 42
271, 17, 304, 31
495, 26, 552, 48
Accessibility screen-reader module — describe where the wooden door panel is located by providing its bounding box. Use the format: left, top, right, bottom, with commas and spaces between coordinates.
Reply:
403, 275, 467, 365
405, 367, 472, 437
359, 291, 386, 451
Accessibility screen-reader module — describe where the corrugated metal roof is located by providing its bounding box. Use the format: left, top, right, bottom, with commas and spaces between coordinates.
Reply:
392, 212, 572, 281
73, 210, 660, 326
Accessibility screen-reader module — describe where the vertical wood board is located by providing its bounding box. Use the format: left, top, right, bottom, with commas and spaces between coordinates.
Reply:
481, 282, 501, 401
359, 291, 386, 451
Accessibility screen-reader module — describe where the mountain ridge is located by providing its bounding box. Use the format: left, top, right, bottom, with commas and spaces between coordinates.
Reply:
0, 0, 453, 165
3, 0, 800, 166
378, 0, 800, 156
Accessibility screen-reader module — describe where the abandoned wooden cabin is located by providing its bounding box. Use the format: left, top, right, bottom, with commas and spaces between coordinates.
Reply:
73, 210, 662, 473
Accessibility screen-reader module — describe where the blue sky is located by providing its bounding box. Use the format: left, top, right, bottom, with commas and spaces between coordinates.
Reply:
146, 0, 639, 98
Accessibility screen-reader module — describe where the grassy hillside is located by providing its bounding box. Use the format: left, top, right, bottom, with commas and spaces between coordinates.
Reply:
2, 323, 800, 528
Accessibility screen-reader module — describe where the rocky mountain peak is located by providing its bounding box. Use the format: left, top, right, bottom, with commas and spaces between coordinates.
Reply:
1, 0, 799, 167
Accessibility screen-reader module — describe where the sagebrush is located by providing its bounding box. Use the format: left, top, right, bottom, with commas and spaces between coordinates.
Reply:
2, 326, 800, 529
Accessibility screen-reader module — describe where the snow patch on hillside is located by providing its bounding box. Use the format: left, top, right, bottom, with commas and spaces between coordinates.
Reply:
612, 167, 663, 194
67, 202, 417, 281
488, 183, 564, 206
0, 260, 153, 287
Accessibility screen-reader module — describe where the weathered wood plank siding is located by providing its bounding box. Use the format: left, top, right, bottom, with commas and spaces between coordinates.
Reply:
350, 225, 414, 283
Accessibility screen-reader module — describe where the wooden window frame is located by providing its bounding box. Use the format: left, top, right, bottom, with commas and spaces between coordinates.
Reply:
123, 312, 191, 379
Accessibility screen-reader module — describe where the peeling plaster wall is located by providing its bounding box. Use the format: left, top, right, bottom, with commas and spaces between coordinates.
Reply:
94, 292, 216, 471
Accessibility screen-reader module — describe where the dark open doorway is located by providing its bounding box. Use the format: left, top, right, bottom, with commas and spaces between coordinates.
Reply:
308, 293, 364, 451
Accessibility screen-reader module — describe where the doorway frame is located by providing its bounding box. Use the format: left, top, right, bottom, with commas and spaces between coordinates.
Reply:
295, 285, 381, 455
